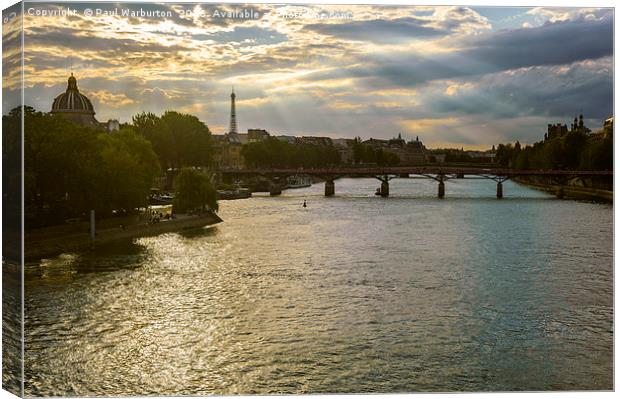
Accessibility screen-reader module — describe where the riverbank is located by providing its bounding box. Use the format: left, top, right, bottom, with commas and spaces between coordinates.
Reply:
24, 212, 223, 260
514, 176, 613, 202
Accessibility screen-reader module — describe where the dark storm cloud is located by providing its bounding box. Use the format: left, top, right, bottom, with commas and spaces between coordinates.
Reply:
25, 52, 117, 71
461, 16, 613, 69
306, 15, 613, 89
305, 17, 447, 43
25, 26, 192, 54
428, 59, 613, 121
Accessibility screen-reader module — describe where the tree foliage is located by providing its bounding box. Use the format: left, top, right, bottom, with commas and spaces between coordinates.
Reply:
96, 128, 161, 213
2, 106, 25, 228
173, 168, 218, 213
132, 111, 213, 169
241, 137, 341, 168
496, 131, 612, 171
351, 137, 400, 166
9, 107, 160, 228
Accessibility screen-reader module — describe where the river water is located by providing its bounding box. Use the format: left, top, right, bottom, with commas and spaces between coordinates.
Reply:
24, 178, 613, 395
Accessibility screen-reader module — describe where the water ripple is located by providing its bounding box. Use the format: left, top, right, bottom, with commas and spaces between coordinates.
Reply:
23, 178, 612, 395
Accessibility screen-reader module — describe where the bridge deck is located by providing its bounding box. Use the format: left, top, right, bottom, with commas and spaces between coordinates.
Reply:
219, 167, 613, 177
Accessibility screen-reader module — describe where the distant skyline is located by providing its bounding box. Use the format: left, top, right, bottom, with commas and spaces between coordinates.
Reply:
6, 2, 614, 149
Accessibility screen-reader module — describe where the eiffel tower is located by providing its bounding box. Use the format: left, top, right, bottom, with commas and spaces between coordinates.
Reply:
229, 87, 238, 134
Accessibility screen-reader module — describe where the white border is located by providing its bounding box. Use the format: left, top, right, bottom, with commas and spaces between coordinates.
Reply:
0, 1, 616, 399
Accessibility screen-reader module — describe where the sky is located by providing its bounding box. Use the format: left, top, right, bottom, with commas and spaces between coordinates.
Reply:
5, 2, 614, 149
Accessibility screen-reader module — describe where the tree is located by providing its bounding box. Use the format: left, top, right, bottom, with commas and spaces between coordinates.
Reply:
173, 168, 218, 213
132, 111, 213, 169
349, 137, 400, 165
95, 128, 161, 213
495, 143, 514, 167
22, 107, 102, 225
16, 106, 160, 227
495, 129, 609, 171
352, 137, 364, 164
581, 135, 612, 171
3, 106, 27, 227
133, 112, 175, 169
375, 148, 400, 166
561, 131, 588, 169
241, 137, 341, 168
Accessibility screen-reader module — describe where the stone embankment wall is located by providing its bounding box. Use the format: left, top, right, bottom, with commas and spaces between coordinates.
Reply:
515, 175, 612, 202
24, 212, 223, 260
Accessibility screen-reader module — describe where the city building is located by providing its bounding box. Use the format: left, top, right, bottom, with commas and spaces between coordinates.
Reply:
591, 116, 613, 142
401, 136, 428, 164
362, 134, 428, 165
545, 123, 568, 141
603, 116, 613, 138
51, 73, 119, 132
212, 134, 245, 169
247, 129, 270, 142
545, 114, 592, 141
333, 138, 355, 164
570, 114, 591, 134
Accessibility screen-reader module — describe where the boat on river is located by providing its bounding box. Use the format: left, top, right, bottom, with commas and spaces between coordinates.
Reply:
149, 190, 174, 205
286, 175, 312, 189
217, 188, 252, 200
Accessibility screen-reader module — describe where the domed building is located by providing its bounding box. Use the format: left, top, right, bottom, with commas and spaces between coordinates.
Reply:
51, 73, 119, 132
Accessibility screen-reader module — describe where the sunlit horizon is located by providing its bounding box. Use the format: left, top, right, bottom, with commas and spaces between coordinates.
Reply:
5, 2, 613, 148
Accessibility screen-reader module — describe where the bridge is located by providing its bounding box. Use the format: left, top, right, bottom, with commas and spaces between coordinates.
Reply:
218, 167, 613, 198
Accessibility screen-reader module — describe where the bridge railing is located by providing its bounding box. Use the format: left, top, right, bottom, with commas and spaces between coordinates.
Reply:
218, 166, 613, 177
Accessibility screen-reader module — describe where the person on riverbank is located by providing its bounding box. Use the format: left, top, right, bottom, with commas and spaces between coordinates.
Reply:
303, 200, 307, 208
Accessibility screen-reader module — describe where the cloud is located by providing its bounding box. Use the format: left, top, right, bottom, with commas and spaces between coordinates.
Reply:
25, 26, 192, 55
430, 6, 491, 33
325, 15, 613, 89
192, 26, 287, 45
89, 90, 135, 107
427, 57, 613, 121
398, 117, 459, 132
304, 6, 491, 44
305, 17, 447, 43
526, 7, 612, 23
16, 4, 614, 148
460, 15, 612, 69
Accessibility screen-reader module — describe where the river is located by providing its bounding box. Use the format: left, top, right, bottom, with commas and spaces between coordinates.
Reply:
24, 178, 613, 395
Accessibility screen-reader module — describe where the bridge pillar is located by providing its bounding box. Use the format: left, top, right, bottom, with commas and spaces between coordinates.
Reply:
556, 186, 564, 199
325, 179, 335, 196
380, 181, 389, 197
438, 181, 445, 198
496, 182, 503, 199
269, 181, 282, 196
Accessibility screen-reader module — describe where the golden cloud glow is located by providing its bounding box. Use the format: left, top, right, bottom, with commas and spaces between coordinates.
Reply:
89, 90, 136, 107
398, 117, 460, 132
